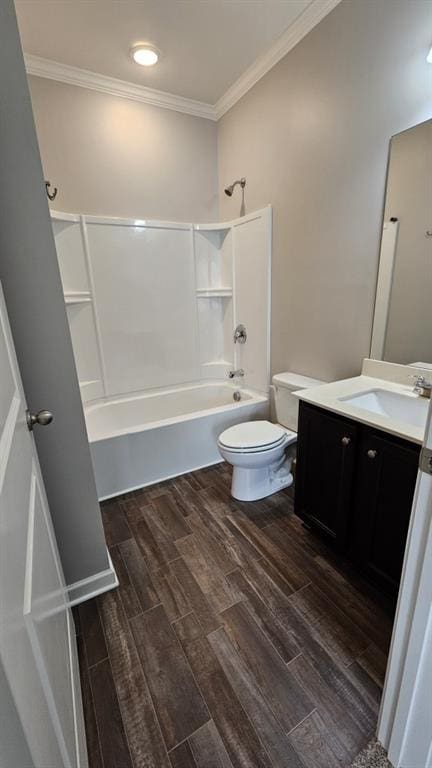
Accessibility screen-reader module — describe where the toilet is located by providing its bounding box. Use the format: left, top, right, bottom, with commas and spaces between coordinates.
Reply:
218, 372, 323, 501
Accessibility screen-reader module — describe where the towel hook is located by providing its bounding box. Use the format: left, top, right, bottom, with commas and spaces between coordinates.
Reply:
45, 180, 58, 201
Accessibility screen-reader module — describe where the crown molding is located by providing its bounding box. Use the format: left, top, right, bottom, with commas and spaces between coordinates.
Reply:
24, 0, 342, 122
214, 0, 342, 119
24, 54, 217, 121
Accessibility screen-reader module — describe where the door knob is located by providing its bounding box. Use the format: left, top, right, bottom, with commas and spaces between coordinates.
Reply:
26, 409, 53, 431
367, 449, 377, 459
341, 436, 351, 446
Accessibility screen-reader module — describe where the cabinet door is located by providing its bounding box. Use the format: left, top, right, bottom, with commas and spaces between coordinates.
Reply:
295, 403, 358, 545
350, 430, 420, 595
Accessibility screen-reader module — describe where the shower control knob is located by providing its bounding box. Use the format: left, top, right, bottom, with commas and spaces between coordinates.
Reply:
26, 409, 53, 431
341, 436, 351, 446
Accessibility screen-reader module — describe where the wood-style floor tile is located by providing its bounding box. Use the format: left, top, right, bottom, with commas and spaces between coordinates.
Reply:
174, 613, 274, 768
169, 557, 221, 634
150, 494, 191, 540
76, 463, 393, 768
130, 605, 210, 750
78, 599, 107, 668
357, 643, 389, 688
118, 537, 160, 612
76, 636, 103, 768
289, 582, 369, 665
220, 601, 314, 733
125, 502, 178, 571
176, 533, 239, 613
289, 711, 342, 768
90, 658, 133, 768
98, 589, 171, 768
100, 498, 132, 547
227, 513, 310, 592
188, 720, 234, 768
150, 562, 191, 622
226, 568, 300, 664
169, 741, 198, 768
109, 543, 142, 619
209, 628, 303, 768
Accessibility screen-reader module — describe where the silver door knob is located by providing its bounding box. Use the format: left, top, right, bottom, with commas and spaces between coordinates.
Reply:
367, 449, 377, 459
341, 436, 351, 446
26, 409, 53, 431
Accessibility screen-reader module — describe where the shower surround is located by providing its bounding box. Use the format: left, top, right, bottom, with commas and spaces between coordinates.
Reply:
52, 207, 271, 497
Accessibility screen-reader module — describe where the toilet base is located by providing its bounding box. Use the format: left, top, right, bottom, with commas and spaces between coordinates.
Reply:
231, 459, 293, 502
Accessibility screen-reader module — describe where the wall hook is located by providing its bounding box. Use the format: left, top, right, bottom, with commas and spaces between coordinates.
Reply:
45, 180, 58, 201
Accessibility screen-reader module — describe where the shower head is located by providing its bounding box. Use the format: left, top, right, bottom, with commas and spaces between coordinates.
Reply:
224, 177, 246, 197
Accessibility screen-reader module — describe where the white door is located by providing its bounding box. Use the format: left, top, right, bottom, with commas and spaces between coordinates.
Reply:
379, 396, 432, 767
0, 284, 88, 768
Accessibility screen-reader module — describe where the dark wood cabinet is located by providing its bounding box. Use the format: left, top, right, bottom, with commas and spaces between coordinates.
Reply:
349, 429, 420, 593
296, 404, 358, 546
295, 402, 420, 595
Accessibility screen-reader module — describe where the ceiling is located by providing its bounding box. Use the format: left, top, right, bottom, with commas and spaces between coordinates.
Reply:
15, 0, 315, 104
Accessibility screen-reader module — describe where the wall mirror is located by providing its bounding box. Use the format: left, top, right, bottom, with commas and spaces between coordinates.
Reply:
371, 118, 432, 368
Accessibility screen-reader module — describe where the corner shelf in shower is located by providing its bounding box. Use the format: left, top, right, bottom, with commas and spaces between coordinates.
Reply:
196, 288, 232, 298
64, 291, 92, 305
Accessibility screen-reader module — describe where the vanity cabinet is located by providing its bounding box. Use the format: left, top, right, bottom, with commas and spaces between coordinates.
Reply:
295, 404, 358, 545
295, 402, 420, 595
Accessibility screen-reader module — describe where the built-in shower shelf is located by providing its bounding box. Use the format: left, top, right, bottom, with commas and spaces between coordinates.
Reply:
202, 360, 233, 368
194, 223, 231, 232
64, 292, 92, 305
196, 288, 232, 298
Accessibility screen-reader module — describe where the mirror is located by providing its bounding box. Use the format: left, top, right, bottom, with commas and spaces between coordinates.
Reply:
371, 118, 432, 368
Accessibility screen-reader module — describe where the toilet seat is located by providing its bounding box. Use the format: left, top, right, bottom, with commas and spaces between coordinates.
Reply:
218, 420, 294, 453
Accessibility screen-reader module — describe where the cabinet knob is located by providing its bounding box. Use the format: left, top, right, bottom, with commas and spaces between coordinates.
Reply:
341, 436, 351, 446
367, 449, 377, 459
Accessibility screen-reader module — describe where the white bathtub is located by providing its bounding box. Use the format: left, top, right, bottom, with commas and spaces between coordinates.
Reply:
85, 383, 269, 499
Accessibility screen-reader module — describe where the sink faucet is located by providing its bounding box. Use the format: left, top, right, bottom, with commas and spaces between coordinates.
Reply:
228, 368, 244, 379
412, 375, 432, 399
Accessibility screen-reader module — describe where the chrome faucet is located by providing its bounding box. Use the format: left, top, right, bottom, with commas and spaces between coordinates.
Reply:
228, 368, 244, 379
412, 375, 432, 399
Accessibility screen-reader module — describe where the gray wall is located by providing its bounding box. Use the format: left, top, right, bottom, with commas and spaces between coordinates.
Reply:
383, 119, 432, 365
28, 76, 219, 222
0, 0, 109, 584
218, 0, 432, 382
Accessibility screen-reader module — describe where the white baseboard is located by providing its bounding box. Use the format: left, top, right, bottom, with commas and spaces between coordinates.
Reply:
66, 548, 118, 607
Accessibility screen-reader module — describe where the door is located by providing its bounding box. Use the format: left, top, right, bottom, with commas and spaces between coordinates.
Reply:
0, 285, 87, 767
0, 0, 109, 588
295, 402, 358, 545
350, 429, 420, 595
378, 399, 432, 767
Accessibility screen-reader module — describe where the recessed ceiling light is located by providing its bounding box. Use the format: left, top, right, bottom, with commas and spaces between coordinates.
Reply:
130, 44, 159, 67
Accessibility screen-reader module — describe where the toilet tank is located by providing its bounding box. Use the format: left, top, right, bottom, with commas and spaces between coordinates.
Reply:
272, 372, 324, 431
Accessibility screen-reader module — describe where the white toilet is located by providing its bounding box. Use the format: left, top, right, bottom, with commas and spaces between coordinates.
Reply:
218, 372, 323, 501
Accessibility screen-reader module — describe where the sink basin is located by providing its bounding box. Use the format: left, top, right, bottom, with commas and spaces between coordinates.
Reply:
340, 389, 428, 430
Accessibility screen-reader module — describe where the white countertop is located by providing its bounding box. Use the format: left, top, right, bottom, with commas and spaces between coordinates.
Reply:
294, 374, 426, 445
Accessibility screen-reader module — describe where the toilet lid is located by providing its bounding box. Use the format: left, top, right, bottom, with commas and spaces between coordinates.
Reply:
219, 420, 286, 450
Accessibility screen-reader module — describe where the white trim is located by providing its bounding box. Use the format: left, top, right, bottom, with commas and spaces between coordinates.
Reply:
370, 220, 399, 360
378, 400, 432, 768
214, 0, 343, 118
24, 0, 342, 121
50, 211, 81, 223
66, 548, 118, 607
84, 214, 192, 229
24, 54, 217, 121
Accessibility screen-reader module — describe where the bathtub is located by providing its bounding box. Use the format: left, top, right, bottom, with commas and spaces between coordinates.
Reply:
85, 383, 269, 499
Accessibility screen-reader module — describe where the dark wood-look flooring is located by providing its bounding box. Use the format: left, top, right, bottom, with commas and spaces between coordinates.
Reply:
75, 463, 394, 768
